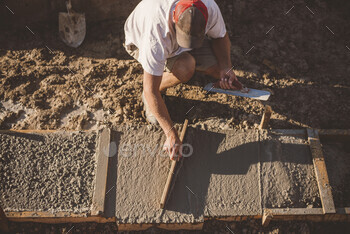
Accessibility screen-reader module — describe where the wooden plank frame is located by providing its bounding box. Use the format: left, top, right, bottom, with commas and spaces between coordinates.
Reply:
1, 128, 350, 229
259, 105, 272, 129
0, 129, 112, 224
262, 208, 350, 226
91, 128, 111, 216
0, 205, 9, 232
307, 129, 336, 214
160, 119, 189, 208
318, 129, 350, 142
117, 222, 203, 231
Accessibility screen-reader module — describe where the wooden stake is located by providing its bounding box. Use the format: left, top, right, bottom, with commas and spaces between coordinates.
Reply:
160, 119, 189, 209
262, 211, 272, 227
307, 129, 336, 214
259, 105, 272, 129
0, 205, 9, 232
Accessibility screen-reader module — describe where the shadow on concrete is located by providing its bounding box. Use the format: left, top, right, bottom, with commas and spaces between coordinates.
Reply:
103, 130, 122, 218
101, 126, 314, 219
164, 127, 313, 217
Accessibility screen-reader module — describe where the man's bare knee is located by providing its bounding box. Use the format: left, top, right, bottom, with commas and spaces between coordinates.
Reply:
172, 52, 195, 83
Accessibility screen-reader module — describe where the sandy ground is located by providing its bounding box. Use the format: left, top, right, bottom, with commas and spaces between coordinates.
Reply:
0, 131, 96, 212
0, 0, 350, 131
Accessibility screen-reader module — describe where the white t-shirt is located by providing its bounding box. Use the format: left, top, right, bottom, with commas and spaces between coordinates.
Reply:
124, 0, 227, 76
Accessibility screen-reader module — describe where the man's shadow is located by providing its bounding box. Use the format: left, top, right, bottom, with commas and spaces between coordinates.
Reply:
103, 127, 312, 220
164, 127, 313, 218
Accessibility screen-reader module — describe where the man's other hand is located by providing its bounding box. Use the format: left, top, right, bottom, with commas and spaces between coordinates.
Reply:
217, 68, 248, 93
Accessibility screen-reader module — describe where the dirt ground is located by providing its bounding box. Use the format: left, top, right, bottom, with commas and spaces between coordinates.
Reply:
1, 0, 350, 131
5, 219, 350, 234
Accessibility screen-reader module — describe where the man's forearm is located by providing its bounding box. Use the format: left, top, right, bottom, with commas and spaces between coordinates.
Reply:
143, 72, 178, 138
210, 33, 232, 70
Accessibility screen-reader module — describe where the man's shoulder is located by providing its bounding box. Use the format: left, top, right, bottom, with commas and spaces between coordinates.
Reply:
135, 0, 176, 12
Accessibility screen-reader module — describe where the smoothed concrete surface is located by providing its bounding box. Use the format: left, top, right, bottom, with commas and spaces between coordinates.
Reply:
110, 127, 324, 223
0, 131, 97, 212
110, 127, 262, 224
0, 126, 328, 222
110, 126, 196, 224
323, 142, 350, 208
260, 130, 321, 208
180, 128, 261, 217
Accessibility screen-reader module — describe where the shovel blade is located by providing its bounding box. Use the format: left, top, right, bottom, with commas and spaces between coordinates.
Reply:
59, 12, 86, 48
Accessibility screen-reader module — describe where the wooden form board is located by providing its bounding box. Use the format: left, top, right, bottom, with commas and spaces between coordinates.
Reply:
318, 129, 350, 142
91, 128, 111, 216
117, 222, 203, 231
262, 208, 350, 226
259, 105, 272, 129
5, 212, 114, 223
160, 119, 189, 208
0, 205, 9, 232
270, 129, 350, 138
307, 129, 336, 214
0, 129, 89, 134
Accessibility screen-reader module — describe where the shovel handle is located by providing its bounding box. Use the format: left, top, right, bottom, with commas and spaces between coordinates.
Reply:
66, 0, 72, 14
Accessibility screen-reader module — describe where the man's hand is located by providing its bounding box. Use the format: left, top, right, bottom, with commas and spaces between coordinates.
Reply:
210, 34, 249, 93
163, 130, 182, 161
217, 68, 246, 91
143, 71, 183, 160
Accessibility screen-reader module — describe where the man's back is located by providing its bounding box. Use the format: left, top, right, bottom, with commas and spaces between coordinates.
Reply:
124, 0, 226, 76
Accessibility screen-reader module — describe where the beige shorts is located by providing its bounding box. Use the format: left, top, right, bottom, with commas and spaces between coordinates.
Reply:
124, 39, 217, 73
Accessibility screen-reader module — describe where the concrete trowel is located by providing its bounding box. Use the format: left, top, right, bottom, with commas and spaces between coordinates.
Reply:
204, 82, 271, 101
59, 0, 86, 48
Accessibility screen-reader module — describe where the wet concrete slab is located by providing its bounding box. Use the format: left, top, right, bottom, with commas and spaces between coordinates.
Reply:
108, 126, 198, 224
179, 128, 261, 217
109, 127, 262, 224
260, 130, 321, 209
0, 131, 97, 213
0, 126, 327, 223
322, 142, 350, 208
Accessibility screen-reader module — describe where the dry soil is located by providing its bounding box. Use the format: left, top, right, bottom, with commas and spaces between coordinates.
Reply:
0, 0, 349, 131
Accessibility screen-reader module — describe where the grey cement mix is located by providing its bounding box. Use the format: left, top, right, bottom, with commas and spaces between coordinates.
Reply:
322, 142, 350, 208
0, 131, 97, 213
260, 130, 321, 208
111, 127, 261, 224
110, 126, 200, 224
181, 128, 261, 217
0, 126, 328, 221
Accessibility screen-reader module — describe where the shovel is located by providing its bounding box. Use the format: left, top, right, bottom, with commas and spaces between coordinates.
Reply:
59, 0, 86, 48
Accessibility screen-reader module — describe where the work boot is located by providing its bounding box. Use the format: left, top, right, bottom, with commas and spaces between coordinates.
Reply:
142, 91, 161, 125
